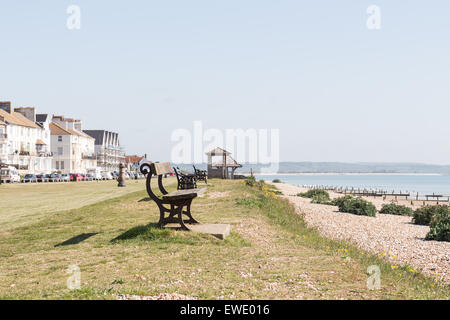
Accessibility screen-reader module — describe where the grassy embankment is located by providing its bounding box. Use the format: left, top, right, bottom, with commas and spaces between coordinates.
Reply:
0, 178, 448, 299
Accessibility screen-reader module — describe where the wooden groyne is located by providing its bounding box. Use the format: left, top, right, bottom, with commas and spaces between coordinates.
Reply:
302, 185, 450, 204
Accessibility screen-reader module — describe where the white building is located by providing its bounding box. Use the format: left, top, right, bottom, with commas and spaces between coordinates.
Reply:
0, 102, 52, 174
50, 115, 97, 174
83, 130, 125, 172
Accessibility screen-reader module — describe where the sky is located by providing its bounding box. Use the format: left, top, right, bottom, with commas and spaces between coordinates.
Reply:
1, 1, 450, 164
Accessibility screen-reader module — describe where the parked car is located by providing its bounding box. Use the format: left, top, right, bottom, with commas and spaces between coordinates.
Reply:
92, 172, 102, 180
70, 173, 82, 182
0, 166, 21, 183
85, 174, 94, 181
48, 173, 61, 182
87, 168, 103, 181
101, 172, 113, 180
36, 174, 49, 183
22, 174, 37, 183
60, 173, 71, 182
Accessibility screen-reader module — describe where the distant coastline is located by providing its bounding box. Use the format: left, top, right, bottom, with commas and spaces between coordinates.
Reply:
252, 172, 443, 176
175, 162, 450, 175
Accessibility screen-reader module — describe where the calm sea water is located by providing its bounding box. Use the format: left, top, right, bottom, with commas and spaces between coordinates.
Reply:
255, 174, 450, 196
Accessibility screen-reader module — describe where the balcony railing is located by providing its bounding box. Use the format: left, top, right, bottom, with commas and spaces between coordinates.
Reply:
7, 152, 53, 158
37, 152, 53, 158
82, 154, 97, 160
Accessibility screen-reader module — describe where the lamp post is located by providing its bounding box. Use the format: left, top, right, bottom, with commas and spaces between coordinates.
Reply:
118, 162, 126, 187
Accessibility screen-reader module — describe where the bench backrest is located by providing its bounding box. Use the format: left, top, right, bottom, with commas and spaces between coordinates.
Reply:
141, 162, 172, 176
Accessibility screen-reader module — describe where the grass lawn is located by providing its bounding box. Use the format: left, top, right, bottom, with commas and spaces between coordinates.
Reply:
0, 179, 148, 231
0, 178, 448, 299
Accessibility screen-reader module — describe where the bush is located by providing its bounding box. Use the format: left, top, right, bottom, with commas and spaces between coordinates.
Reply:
311, 194, 332, 204
244, 176, 268, 191
297, 189, 331, 205
245, 176, 257, 187
379, 203, 413, 216
425, 208, 450, 242
337, 197, 377, 217
413, 205, 449, 226
272, 179, 282, 183
330, 195, 354, 207
297, 189, 330, 200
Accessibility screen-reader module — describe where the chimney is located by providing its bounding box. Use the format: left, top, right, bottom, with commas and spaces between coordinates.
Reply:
74, 119, 82, 132
52, 115, 69, 129
0, 101, 12, 113
14, 107, 36, 122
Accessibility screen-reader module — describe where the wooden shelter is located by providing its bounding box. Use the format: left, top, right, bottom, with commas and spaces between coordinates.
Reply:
205, 147, 242, 179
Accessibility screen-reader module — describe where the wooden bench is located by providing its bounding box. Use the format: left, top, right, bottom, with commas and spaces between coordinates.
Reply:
173, 166, 197, 190
193, 165, 208, 184
140, 162, 205, 230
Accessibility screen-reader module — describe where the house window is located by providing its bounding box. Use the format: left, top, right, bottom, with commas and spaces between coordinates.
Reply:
58, 136, 62, 142
61, 161, 65, 170
58, 147, 63, 156
56, 161, 59, 170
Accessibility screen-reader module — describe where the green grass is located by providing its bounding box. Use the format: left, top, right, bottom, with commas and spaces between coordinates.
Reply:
0, 179, 149, 231
239, 183, 449, 298
0, 179, 448, 299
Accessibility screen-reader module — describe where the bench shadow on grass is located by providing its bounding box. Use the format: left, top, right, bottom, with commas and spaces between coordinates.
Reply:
55, 233, 99, 247
111, 223, 173, 243
111, 223, 251, 247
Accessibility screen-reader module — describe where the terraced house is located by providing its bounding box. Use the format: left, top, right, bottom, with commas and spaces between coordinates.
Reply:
0, 102, 52, 174
83, 130, 125, 172
50, 115, 97, 174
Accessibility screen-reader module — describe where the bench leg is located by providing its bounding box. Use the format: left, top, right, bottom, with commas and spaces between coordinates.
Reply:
157, 205, 169, 227
182, 202, 200, 224
176, 204, 190, 231
157, 202, 198, 229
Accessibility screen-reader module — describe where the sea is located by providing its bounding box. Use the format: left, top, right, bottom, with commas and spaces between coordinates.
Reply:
255, 174, 450, 197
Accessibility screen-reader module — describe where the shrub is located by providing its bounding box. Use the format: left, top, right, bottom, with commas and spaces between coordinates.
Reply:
311, 194, 332, 204
379, 203, 413, 216
272, 179, 282, 183
297, 189, 331, 205
244, 176, 267, 191
413, 205, 448, 226
425, 208, 450, 242
245, 176, 257, 187
330, 195, 354, 207
297, 189, 330, 200
337, 197, 377, 217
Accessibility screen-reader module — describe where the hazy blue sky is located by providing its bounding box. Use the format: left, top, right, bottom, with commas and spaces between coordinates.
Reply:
1, 1, 449, 164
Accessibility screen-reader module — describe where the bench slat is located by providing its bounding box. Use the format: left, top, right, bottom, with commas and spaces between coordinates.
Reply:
152, 162, 173, 175
162, 188, 206, 201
